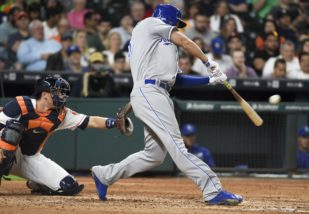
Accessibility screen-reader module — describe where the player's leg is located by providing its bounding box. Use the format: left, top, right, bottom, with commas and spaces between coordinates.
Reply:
133, 87, 241, 204
11, 148, 83, 196
0, 120, 25, 180
92, 125, 167, 200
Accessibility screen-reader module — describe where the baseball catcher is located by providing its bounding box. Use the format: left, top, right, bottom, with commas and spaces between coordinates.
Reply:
0, 75, 133, 196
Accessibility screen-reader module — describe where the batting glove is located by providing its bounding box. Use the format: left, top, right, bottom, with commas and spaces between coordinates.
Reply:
204, 58, 219, 75
209, 72, 227, 85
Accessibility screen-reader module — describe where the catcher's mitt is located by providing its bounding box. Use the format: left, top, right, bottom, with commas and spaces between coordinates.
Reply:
116, 102, 134, 136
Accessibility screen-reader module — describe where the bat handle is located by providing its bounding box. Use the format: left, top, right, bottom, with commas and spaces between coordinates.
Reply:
223, 81, 232, 90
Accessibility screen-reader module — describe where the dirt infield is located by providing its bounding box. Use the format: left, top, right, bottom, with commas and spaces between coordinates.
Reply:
1, 176, 309, 214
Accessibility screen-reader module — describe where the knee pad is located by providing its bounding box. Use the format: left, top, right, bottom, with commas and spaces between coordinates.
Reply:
59, 176, 84, 196
0, 120, 25, 178
1, 119, 25, 148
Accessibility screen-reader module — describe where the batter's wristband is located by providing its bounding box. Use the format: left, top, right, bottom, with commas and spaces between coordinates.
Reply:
204, 60, 210, 67
105, 118, 116, 129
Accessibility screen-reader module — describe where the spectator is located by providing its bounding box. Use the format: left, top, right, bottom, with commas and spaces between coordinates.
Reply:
252, 0, 279, 20
228, 0, 249, 16
103, 32, 129, 69
42, 7, 61, 40
80, 51, 114, 97
143, 0, 161, 18
182, 2, 199, 30
51, 17, 71, 43
110, 15, 133, 49
299, 38, 309, 53
270, 0, 304, 30
192, 37, 233, 75
293, 52, 309, 79
179, 54, 200, 75
255, 19, 285, 51
67, 0, 90, 30
226, 34, 252, 66
84, 11, 98, 37
275, 8, 298, 45
226, 34, 246, 55
28, 2, 41, 21
7, 11, 30, 69
87, 17, 112, 52
219, 17, 239, 43
46, 33, 73, 71
296, 125, 309, 169
190, 38, 205, 54
130, 0, 146, 26
210, 0, 244, 33
262, 41, 300, 78
43, 0, 62, 11
17, 20, 61, 71
88, 52, 111, 73
270, 58, 287, 78
0, 6, 20, 59
73, 29, 89, 67
253, 32, 280, 76
197, 0, 217, 17
65, 45, 89, 73
0, 57, 9, 70
113, 51, 130, 75
181, 124, 215, 167
225, 49, 258, 78
184, 13, 217, 51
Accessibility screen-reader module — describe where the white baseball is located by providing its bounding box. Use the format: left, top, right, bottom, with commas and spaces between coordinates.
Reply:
268, 94, 281, 105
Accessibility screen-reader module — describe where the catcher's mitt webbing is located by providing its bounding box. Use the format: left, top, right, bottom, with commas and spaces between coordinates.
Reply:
116, 102, 134, 136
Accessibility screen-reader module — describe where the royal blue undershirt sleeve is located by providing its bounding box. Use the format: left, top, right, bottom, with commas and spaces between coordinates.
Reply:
175, 74, 210, 87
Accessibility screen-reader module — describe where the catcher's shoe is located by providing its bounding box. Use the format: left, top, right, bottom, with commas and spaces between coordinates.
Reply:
91, 166, 108, 201
206, 190, 243, 205
26, 180, 54, 195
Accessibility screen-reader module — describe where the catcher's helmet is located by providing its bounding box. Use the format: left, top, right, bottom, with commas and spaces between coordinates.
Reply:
35, 76, 71, 109
152, 4, 186, 28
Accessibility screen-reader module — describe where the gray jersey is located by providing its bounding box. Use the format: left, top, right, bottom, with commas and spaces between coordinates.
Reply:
129, 17, 179, 84
92, 17, 224, 203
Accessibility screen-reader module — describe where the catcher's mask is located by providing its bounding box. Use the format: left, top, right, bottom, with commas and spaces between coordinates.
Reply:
35, 76, 71, 110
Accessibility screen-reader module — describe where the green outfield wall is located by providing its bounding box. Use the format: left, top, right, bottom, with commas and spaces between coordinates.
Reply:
1, 98, 308, 173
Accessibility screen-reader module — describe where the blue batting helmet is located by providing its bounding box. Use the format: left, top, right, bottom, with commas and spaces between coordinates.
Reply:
152, 4, 186, 28
181, 124, 196, 136
298, 125, 309, 137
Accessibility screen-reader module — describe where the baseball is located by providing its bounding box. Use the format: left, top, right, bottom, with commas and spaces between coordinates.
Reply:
268, 94, 281, 105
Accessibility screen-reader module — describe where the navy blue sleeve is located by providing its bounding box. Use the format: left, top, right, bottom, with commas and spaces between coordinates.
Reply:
175, 74, 210, 87
3, 98, 21, 118
202, 148, 215, 167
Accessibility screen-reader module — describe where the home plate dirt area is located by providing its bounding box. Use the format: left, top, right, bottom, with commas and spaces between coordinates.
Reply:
1, 176, 309, 214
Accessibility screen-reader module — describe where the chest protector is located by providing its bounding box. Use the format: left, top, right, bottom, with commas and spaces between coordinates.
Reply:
16, 96, 65, 155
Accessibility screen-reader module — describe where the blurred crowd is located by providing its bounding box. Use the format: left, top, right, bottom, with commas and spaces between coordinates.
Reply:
0, 0, 308, 81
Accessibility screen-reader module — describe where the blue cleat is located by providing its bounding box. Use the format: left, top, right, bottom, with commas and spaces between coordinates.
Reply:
92, 170, 108, 201
206, 190, 243, 205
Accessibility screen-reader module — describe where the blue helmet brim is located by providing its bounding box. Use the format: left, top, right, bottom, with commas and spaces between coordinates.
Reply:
177, 18, 186, 28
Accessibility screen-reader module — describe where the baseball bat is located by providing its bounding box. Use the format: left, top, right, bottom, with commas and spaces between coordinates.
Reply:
223, 81, 263, 127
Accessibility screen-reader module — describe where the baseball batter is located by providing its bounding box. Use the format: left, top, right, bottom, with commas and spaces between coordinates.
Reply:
92, 4, 243, 205
0, 76, 123, 195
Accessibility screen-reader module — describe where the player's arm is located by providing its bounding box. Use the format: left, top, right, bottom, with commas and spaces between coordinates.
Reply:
81, 113, 134, 136
170, 29, 208, 63
170, 30, 226, 86
87, 116, 115, 129
57, 109, 116, 131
